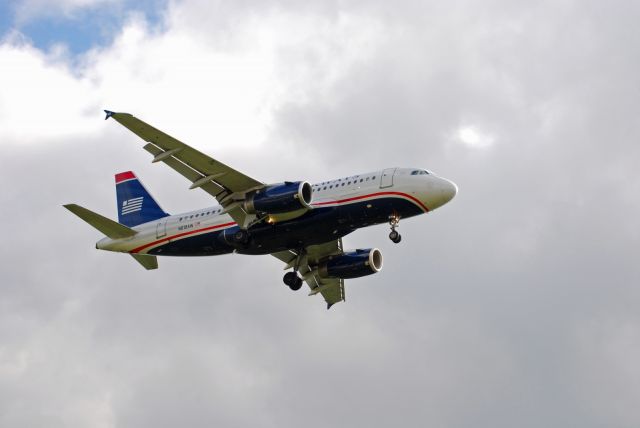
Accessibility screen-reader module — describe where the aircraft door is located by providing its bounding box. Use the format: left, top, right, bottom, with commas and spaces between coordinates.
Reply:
379, 168, 396, 188
156, 219, 167, 239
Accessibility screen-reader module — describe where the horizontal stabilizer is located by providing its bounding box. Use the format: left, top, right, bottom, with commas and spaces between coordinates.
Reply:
64, 204, 136, 239
131, 254, 158, 270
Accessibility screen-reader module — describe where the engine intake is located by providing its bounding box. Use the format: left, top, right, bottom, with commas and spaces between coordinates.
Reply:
318, 248, 383, 280
244, 181, 312, 214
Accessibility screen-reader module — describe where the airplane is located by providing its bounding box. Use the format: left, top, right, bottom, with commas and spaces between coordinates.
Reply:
64, 110, 457, 308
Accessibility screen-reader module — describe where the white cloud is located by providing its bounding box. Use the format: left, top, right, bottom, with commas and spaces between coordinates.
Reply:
0, 39, 100, 142
0, 9, 383, 156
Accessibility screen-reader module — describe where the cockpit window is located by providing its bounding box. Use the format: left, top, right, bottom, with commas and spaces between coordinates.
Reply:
411, 169, 430, 175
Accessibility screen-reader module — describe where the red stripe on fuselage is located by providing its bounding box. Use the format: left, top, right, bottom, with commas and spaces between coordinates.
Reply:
130, 192, 427, 254
130, 221, 237, 254
115, 171, 136, 184
312, 191, 429, 212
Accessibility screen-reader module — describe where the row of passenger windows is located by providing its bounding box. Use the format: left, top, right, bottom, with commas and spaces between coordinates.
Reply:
178, 174, 380, 220
179, 208, 222, 222
312, 175, 376, 192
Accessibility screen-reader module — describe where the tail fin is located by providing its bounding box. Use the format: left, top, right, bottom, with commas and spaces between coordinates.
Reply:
115, 171, 169, 227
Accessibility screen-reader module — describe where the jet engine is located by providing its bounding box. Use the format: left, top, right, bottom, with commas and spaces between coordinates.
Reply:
318, 248, 383, 280
244, 181, 312, 215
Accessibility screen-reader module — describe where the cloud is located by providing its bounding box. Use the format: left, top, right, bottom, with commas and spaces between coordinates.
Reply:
1, 1, 639, 427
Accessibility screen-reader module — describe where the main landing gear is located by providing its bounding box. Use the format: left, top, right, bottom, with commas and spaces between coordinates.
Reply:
389, 213, 402, 244
283, 248, 304, 291
283, 272, 303, 291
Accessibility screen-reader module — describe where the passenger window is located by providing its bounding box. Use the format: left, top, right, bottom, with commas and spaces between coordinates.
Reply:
372, 176, 376, 180
190, 215, 194, 219
360, 179, 363, 182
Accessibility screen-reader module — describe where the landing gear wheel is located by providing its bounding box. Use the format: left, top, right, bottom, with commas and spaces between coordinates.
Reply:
291, 277, 303, 291
388, 212, 402, 244
283, 272, 303, 291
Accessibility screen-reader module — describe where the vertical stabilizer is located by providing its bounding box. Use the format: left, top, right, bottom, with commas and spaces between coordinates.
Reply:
115, 171, 169, 227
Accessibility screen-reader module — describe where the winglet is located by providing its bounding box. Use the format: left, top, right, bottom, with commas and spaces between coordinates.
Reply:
104, 110, 115, 120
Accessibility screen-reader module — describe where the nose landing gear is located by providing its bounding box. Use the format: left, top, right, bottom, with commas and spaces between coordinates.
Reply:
388, 213, 402, 244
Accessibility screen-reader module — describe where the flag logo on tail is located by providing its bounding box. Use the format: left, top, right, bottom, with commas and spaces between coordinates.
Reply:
122, 197, 143, 215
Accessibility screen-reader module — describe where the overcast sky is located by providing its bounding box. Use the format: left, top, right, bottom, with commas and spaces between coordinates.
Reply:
1, 1, 639, 427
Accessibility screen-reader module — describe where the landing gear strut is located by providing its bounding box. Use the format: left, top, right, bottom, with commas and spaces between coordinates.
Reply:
389, 213, 402, 244
283, 248, 305, 291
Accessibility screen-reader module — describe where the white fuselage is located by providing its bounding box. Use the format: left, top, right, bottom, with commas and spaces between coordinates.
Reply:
97, 167, 457, 255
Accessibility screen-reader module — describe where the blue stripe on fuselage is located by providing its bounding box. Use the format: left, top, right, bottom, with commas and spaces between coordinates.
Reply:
146, 196, 424, 257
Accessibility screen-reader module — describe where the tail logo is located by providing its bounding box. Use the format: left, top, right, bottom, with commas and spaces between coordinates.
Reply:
122, 197, 144, 215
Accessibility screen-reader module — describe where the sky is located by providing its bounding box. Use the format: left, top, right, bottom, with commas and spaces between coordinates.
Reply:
1, 0, 639, 427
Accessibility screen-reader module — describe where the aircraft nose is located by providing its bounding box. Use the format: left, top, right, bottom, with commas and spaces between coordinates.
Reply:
440, 178, 458, 205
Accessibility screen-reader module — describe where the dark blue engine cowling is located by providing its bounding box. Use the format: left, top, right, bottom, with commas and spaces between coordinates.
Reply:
244, 181, 312, 214
318, 248, 383, 279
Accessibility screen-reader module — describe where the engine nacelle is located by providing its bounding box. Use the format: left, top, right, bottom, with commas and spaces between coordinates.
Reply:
318, 248, 383, 280
219, 226, 250, 246
244, 181, 312, 215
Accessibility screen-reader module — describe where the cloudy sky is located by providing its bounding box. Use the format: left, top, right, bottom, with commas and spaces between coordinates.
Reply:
1, 0, 639, 426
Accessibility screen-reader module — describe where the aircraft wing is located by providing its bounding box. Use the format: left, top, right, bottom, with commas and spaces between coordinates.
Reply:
105, 110, 264, 227
272, 239, 345, 309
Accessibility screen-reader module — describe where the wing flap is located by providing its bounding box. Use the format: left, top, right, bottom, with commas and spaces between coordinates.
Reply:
142, 143, 229, 201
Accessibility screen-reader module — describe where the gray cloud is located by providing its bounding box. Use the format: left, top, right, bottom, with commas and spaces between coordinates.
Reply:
1, 1, 639, 427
